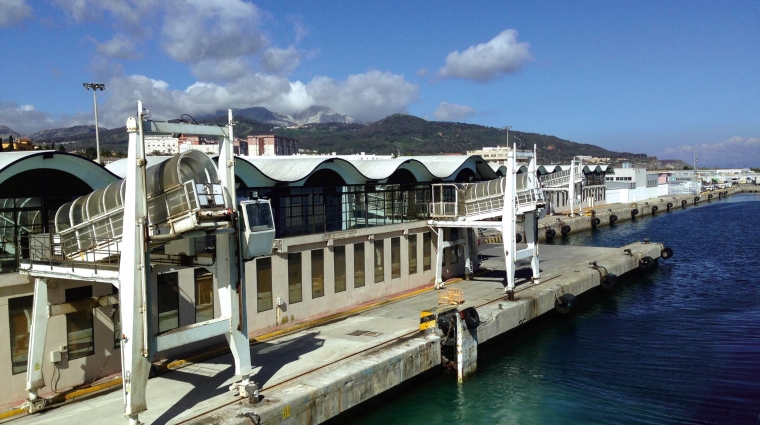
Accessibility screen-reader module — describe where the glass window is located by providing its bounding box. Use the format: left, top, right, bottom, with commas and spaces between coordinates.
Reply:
66, 286, 94, 360
112, 288, 121, 350
312, 249, 324, 298
334, 245, 346, 293
288, 253, 302, 304
354, 243, 365, 288
244, 202, 274, 231
423, 232, 431, 271
256, 258, 273, 312
195, 269, 214, 322
409, 234, 417, 275
157, 272, 179, 333
391, 237, 401, 279
9, 295, 33, 374
374, 240, 384, 283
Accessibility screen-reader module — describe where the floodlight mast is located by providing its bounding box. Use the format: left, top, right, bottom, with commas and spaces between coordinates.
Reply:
83, 83, 105, 163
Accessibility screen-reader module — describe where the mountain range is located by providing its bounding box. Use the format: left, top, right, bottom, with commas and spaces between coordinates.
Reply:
204, 105, 357, 127
0, 106, 653, 164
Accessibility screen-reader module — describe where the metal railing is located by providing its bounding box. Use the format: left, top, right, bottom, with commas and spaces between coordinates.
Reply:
540, 166, 582, 189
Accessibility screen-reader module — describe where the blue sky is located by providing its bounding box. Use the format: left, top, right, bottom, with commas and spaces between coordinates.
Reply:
1, 0, 758, 166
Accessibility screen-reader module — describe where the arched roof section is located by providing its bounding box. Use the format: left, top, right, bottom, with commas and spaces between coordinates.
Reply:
537, 165, 562, 175
238, 157, 367, 186
106, 156, 174, 178
582, 164, 613, 173
0, 151, 119, 189
403, 156, 498, 182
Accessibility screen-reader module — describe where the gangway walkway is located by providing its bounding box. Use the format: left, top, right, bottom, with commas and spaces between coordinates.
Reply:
428, 144, 546, 300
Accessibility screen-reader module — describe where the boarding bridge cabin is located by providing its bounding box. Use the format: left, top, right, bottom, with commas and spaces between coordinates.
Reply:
429, 145, 546, 300
16, 102, 274, 424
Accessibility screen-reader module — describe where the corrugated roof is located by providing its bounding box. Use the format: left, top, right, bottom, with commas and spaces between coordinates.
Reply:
0, 151, 120, 188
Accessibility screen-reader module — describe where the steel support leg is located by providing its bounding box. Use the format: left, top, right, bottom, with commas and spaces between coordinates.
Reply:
463, 229, 472, 280
24, 277, 49, 414
120, 107, 152, 423
216, 233, 253, 379
435, 228, 444, 289
525, 212, 540, 284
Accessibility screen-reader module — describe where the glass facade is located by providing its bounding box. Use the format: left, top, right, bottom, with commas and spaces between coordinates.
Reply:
408, 234, 417, 275
391, 237, 401, 279
157, 272, 179, 333
334, 245, 346, 293
0, 168, 94, 274
257, 257, 273, 312
288, 253, 302, 304
354, 243, 365, 288
312, 249, 324, 298
8, 295, 33, 374
195, 269, 214, 322
66, 286, 94, 360
423, 232, 432, 271
374, 240, 384, 283
246, 184, 432, 239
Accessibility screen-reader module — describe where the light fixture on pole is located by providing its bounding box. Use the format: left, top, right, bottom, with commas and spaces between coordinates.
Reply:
504, 125, 512, 148
83, 83, 105, 163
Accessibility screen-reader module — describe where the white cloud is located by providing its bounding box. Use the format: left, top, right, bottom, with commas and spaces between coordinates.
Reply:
416, 68, 429, 78
96, 34, 142, 60
0, 0, 32, 27
0, 101, 90, 135
51, 0, 150, 25
161, 0, 268, 65
261, 46, 302, 75
88, 69, 417, 128
433, 102, 476, 121
438, 29, 533, 83
306, 70, 419, 123
191, 58, 252, 82
287, 15, 308, 44
660, 137, 760, 167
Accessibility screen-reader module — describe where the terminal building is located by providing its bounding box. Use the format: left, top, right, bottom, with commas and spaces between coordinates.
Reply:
0, 145, 623, 409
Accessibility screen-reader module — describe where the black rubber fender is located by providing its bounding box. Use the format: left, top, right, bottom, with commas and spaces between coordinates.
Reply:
667, 202, 673, 209
462, 307, 480, 329
708, 194, 713, 199
639, 256, 655, 270
651, 206, 659, 213
561, 225, 571, 235
555, 293, 577, 314
515, 233, 523, 243
592, 217, 601, 226
631, 209, 639, 219
681, 199, 687, 206
609, 214, 618, 223
694, 196, 700, 203
660, 247, 673, 259
545, 228, 556, 239
601, 273, 619, 290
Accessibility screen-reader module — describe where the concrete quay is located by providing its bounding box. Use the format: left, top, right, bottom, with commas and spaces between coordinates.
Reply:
506, 186, 742, 243
184, 242, 665, 425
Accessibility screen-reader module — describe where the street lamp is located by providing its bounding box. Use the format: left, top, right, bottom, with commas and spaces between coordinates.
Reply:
83, 83, 105, 163
504, 125, 512, 147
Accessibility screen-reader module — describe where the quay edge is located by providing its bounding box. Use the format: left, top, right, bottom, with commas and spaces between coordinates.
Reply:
187, 241, 667, 425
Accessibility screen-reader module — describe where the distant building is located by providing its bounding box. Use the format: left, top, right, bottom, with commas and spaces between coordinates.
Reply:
145, 135, 179, 155
2, 138, 34, 151
179, 135, 218, 155
467, 146, 512, 166
247, 135, 298, 156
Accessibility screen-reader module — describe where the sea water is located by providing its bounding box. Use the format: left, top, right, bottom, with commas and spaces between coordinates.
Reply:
353, 193, 760, 425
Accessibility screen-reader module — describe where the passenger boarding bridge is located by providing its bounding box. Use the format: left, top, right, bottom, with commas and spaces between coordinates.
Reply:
17, 102, 275, 424
429, 145, 547, 300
